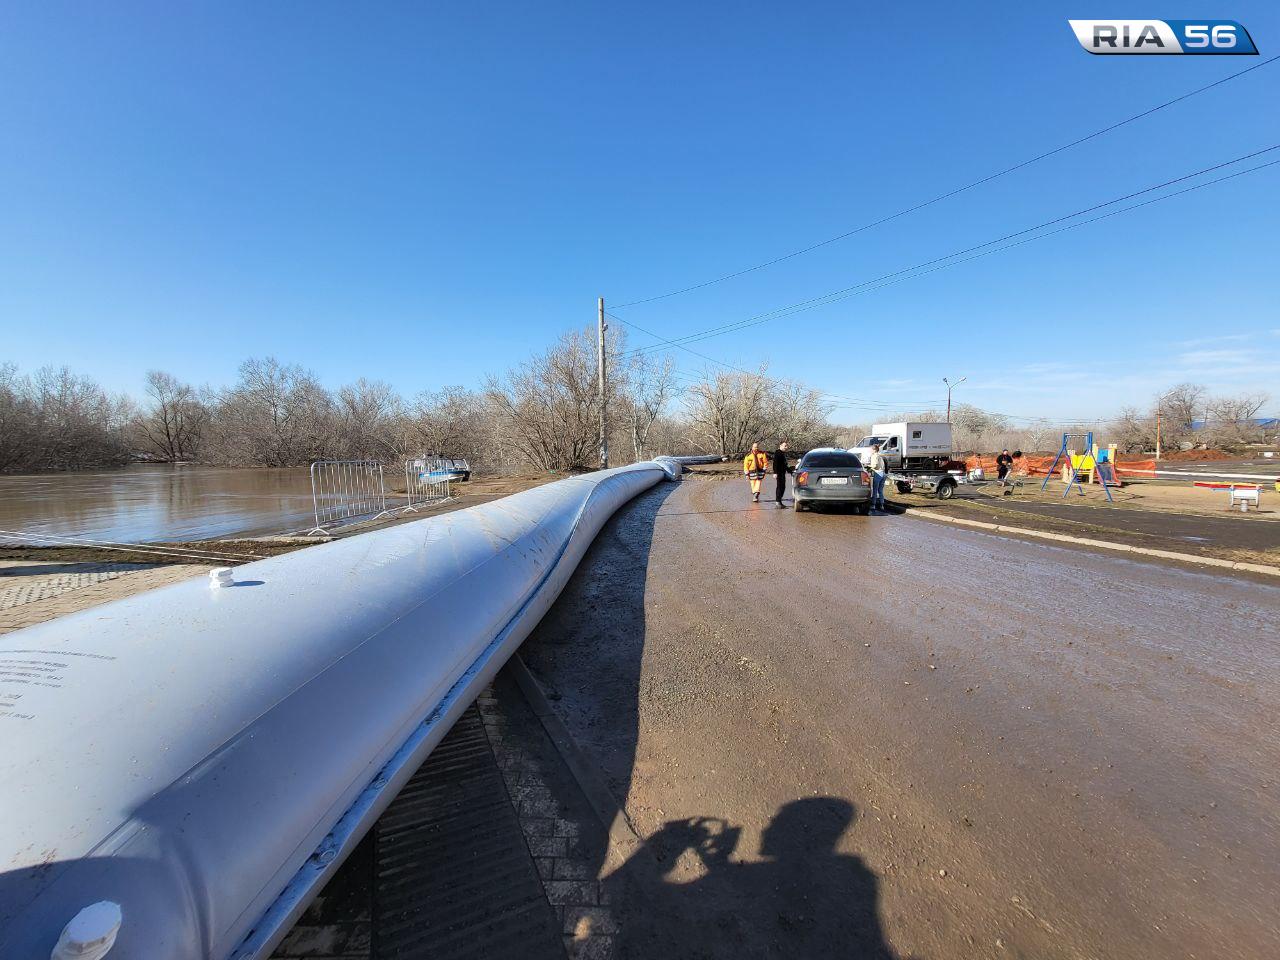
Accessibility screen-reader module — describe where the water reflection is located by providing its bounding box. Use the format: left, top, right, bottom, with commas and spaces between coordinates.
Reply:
0, 465, 319, 543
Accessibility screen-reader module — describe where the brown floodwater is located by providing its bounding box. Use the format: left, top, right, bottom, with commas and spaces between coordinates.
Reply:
0, 465, 320, 543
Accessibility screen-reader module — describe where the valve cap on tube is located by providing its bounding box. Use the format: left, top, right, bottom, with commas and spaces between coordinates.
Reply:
50, 901, 122, 959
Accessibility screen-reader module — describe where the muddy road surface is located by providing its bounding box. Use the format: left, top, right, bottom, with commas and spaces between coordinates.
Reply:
521, 474, 1279, 959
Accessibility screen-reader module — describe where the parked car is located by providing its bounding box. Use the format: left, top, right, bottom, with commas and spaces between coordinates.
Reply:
793, 448, 872, 514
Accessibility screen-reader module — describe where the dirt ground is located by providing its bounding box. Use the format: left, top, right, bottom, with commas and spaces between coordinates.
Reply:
520, 472, 1280, 959
977, 476, 1279, 519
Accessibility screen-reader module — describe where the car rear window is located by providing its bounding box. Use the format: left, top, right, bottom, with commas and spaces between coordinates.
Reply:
802, 452, 862, 468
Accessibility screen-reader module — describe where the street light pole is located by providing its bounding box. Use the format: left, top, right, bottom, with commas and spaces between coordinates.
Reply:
943, 376, 966, 425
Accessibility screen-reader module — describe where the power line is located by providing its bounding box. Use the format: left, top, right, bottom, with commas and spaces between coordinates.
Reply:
611, 55, 1279, 309
626, 319, 1102, 424
611, 312, 939, 412
664, 361, 1278, 427
623, 145, 1280, 356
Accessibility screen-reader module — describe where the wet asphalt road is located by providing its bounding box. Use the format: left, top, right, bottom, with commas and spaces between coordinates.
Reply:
521, 475, 1280, 959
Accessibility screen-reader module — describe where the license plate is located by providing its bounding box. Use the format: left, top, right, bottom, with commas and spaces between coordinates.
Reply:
819, 476, 848, 485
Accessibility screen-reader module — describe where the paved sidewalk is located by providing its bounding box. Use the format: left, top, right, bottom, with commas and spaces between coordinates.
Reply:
0, 561, 158, 609
479, 671, 618, 960
0, 561, 211, 634
272, 667, 617, 960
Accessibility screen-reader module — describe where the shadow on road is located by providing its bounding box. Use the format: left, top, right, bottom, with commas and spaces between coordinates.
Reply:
520, 479, 898, 958
607, 797, 896, 959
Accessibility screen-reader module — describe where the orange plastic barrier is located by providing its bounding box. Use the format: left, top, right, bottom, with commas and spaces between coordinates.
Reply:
1115, 458, 1156, 475
963, 454, 1148, 482
964, 455, 1059, 477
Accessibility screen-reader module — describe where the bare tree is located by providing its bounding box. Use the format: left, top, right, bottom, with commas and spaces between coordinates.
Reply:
209, 357, 334, 466
1204, 391, 1269, 450
334, 378, 404, 461
29, 367, 133, 469
1111, 406, 1155, 453
1156, 382, 1207, 448
0, 363, 39, 472
405, 386, 490, 463
685, 370, 772, 457
763, 380, 836, 450
626, 353, 677, 460
832, 423, 870, 448
138, 370, 208, 461
485, 328, 620, 471
949, 404, 1010, 453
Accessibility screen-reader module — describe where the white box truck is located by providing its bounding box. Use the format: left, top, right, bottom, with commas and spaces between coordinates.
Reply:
849, 422, 963, 499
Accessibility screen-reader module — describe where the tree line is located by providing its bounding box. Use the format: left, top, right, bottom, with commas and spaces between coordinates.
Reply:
0, 329, 837, 474
1, 337, 1271, 474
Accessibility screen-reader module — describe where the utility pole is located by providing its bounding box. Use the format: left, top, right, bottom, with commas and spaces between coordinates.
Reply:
598, 297, 609, 469
943, 376, 966, 425
1153, 389, 1176, 462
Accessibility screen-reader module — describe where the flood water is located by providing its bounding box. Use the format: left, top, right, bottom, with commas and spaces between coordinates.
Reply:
0, 465, 323, 543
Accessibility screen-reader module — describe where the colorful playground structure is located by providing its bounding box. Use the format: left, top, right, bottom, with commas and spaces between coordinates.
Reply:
1042, 432, 1120, 501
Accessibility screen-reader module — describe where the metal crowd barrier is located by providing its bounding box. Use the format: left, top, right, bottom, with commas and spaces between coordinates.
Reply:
307, 460, 394, 536
402, 458, 452, 514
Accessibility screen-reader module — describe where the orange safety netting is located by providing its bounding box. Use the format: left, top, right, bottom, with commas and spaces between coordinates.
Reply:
963, 455, 1158, 481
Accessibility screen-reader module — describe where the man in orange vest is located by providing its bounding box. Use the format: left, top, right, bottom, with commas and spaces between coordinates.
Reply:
743, 442, 770, 503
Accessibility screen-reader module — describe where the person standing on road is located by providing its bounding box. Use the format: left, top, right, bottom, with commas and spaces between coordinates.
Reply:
865, 443, 887, 512
996, 449, 1014, 483
743, 442, 770, 503
771, 441, 794, 508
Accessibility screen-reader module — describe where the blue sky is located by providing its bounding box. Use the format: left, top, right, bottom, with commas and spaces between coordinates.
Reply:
1, 2, 1277, 424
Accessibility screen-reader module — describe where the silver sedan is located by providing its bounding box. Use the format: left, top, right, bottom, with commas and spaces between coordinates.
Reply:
792, 449, 872, 514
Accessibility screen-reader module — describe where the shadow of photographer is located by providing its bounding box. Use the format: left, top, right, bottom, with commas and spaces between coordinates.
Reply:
605, 797, 897, 959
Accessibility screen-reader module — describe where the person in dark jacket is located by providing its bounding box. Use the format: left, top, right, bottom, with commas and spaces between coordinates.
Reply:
772, 441, 794, 507
996, 449, 1014, 482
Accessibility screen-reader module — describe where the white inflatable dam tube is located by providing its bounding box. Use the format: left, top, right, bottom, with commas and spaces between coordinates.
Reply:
0, 462, 675, 959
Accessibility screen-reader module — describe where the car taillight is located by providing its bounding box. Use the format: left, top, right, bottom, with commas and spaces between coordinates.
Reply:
860, 470, 870, 484
796, 470, 809, 486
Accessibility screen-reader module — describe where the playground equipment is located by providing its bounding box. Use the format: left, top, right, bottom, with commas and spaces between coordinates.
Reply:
1042, 433, 1117, 502
1193, 481, 1263, 513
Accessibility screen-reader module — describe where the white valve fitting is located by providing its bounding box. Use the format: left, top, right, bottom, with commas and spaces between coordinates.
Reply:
210, 567, 235, 589
50, 901, 122, 959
